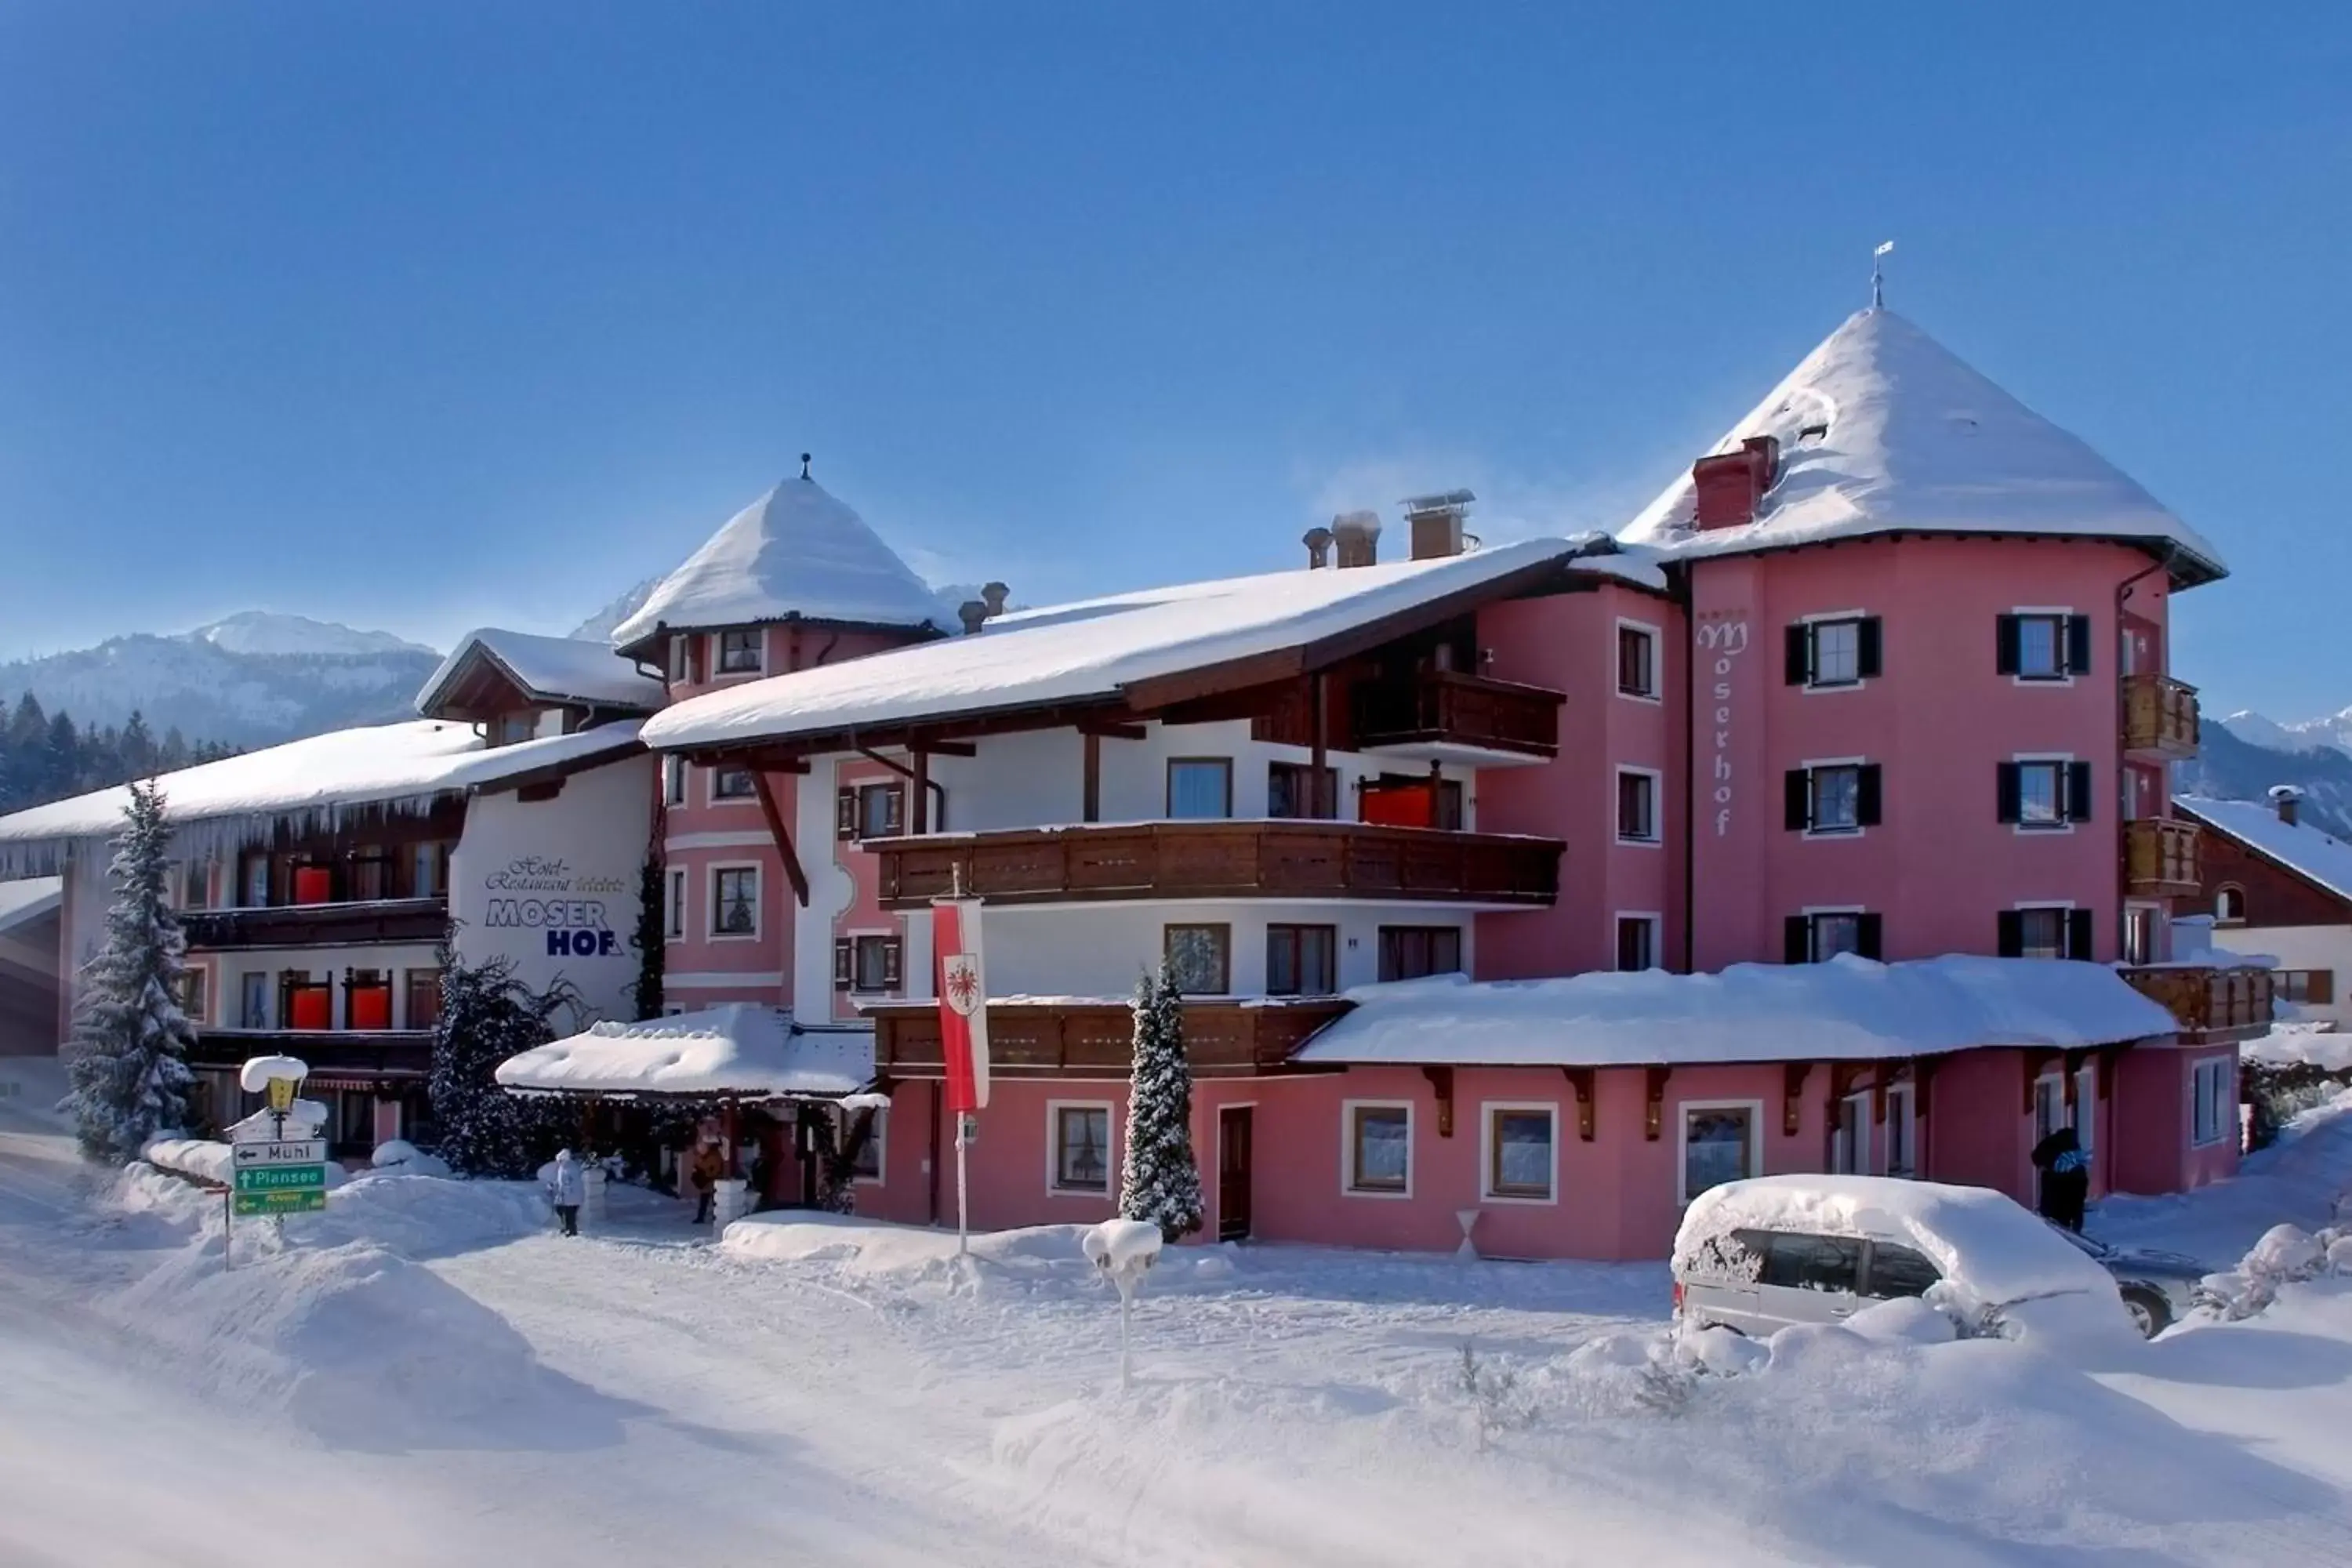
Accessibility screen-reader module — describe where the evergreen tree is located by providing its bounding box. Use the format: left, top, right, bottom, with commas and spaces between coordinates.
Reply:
426, 943, 572, 1177
119, 710, 156, 778
632, 848, 666, 1021
1118, 961, 1204, 1243
45, 710, 78, 796
61, 781, 196, 1163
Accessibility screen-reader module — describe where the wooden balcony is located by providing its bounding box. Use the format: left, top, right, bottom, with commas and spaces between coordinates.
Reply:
869, 996, 1349, 1081
2118, 966, 2275, 1044
2122, 673, 2200, 759
188, 1029, 435, 1076
2123, 818, 2201, 898
866, 820, 1563, 910
181, 897, 448, 952
1352, 670, 1563, 762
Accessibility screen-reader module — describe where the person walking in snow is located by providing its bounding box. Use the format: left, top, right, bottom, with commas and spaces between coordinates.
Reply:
550, 1148, 586, 1237
689, 1138, 725, 1225
2031, 1125, 2090, 1233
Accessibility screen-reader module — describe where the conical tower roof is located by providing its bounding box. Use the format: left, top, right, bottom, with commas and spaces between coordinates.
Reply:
612, 477, 946, 652
1619, 308, 2225, 584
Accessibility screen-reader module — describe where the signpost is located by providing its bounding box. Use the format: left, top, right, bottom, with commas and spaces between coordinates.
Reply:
227, 1055, 320, 1265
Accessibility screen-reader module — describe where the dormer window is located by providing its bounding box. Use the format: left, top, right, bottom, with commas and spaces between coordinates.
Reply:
717, 630, 764, 676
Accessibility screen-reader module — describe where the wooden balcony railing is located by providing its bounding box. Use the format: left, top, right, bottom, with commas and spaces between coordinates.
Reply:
2118, 965, 2275, 1044
189, 1029, 435, 1075
2124, 818, 2201, 898
866, 820, 1563, 909
1353, 670, 1563, 759
180, 897, 448, 952
2123, 673, 2200, 758
870, 996, 1348, 1080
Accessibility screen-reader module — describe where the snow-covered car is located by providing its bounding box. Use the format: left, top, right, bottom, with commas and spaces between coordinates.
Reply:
2050, 1226, 2210, 1337
1671, 1174, 2133, 1343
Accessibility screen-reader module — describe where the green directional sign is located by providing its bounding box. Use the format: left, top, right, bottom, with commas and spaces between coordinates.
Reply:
233, 1187, 328, 1216
234, 1163, 326, 1194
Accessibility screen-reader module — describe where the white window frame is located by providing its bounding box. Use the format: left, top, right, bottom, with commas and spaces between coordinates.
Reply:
838, 1104, 887, 1186
1798, 754, 1870, 839
706, 861, 762, 941
2214, 884, 2246, 926
1613, 910, 1663, 972
662, 755, 688, 808
1341, 1098, 1415, 1200
714, 628, 767, 678
1831, 1090, 1871, 1174
1614, 766, 1664, 848
666, 634, 691, 684
1046, 1099, 1116, 1196
1479, 1101, 1560, 1205
2190, 1058, 2232, 1149
663, 867, 687, 942
1614, 617, 1662, 704
1676, 1098, 1765, 1207
708, 762, 760, 808
2032, 1073, 2067, 1145
1798, 608, 1871, 692
2073, 1063, 2099, 1160
2009, 605, 2077, 687
1885, 1083, 1918, 1178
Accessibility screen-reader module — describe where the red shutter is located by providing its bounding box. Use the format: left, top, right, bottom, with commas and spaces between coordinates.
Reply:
833, 938, 853, 989
881, 938, 903, 988
836, 788, 857, 840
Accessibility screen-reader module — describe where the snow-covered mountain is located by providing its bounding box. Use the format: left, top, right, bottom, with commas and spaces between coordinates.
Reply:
567, 579, 659, 644
2216, 708, 2352, 757
2180, 720, 2352, 840
0, 615, 445, 750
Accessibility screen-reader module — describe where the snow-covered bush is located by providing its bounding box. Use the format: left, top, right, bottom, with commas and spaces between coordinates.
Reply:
2197, 1221, 2337, 1320
371, 1138, 453, 1179
1458, 1341, 1540, 1444
1118, 963, 1203, 1243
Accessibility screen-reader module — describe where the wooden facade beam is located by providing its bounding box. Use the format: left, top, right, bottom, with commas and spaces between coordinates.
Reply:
748, 768, 811, 909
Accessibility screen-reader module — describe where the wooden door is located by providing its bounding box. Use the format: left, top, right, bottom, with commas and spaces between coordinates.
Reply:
1218, 1106, 1253, 1241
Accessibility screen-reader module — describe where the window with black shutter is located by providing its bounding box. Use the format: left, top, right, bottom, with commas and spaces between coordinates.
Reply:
1785, 763, 1880, 833
833, 938, 853, 989
1786, 910, 1878, 963
835, 788, 858, 840
1998, 612, 2090, 681
1999, 760, 2087, 829
1785, 617, 1882, 688
2002, 906, 2072, 960
849, 934, 901, 992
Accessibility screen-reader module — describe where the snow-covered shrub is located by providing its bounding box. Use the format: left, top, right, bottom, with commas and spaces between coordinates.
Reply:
1118, 963, 1203, 1243
2249, 1223, 2325, 1282
370, 1138, 452, 1179
2198, 1222, 2330, 1320
1457, 1341, 1538, 1445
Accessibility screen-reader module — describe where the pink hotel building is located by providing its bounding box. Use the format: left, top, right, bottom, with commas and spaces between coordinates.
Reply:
622, 307, 2270, 1259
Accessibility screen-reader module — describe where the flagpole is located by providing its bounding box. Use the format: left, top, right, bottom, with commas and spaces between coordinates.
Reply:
952, 862, 971, 1258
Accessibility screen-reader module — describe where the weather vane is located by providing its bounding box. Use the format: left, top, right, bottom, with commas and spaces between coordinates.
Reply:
1871, 241, 1894, 309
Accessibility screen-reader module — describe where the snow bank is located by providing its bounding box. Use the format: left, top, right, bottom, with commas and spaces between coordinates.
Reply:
496, 1003, 872, 1098
1301, 953, 2177, 1069
140, 1137, 350, 1191
416, 626, 663, 714
2245, 1024, 2352, 1073
368, 1138, 452, 1178
724, 1211, 1094, 1277
225, 1098, 328, 1141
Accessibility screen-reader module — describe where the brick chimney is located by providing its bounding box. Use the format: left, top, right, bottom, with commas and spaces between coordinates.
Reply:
1403, 489, 1475, 561
1302, 525, 1334, 569
957, 599, 989, 635
2270, 784, 2304, 826
1332, 510, 1381, 568
1691, 434, 1781, 530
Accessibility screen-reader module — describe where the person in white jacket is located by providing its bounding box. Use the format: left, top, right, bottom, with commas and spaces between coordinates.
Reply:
550, 1149, 586, 1237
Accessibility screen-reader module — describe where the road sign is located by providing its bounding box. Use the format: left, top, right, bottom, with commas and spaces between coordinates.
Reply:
232, 1138, 327, 1167
233, 1188, 328, 1217
234, 1163, 325, 1193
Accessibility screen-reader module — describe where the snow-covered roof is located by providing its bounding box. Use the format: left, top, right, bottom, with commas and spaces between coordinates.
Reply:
1294, 954, 2178, 1069
2178, 795, 2352, 909
612, 477, 947, 651
644, 535, 1661, 753
494, 1004, 873, 1099
0, 719, 644, 875
416, 628, 664, 716
0, 877, 61, 936
1618, 309, 2227, 586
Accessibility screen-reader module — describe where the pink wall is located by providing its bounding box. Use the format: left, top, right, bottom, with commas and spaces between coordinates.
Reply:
2111, 1046, 2239, 1195
1920, 1049, 2031, 1195
1477, 583, 1686, 976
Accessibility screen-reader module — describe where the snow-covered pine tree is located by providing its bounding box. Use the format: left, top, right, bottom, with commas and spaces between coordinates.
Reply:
426, 945, 572, 1178
62, 780, 196, 1163
1118, 960, 1204, 1243
631, 848, 666, 1021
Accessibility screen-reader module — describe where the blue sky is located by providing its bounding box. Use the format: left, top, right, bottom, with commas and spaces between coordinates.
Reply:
3, 4, 2347, 717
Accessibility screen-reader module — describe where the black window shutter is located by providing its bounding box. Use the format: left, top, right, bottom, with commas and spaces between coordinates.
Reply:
1784, 769, 1812, 832
880, 937, 903, 987
2065, 760, 2093, 823
1857, 617, 1883, 680
1857, 764, 1883, 827
1995, 614, 2021, 677
2066, 909, 2095, 962
1996, 762, 2022, 824
835, 788, 857, 839
1856, 912, 1884, 961
1784, 624, 1809, 686
1997, 911, 2025, 958
832, 938, 853, 988
884, 783, 906, 833
1784, 915, 1812, 964
2066, 614, 2093, 676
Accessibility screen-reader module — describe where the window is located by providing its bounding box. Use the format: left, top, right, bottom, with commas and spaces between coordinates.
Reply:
666, 634, 690, 683
1163, 924, 1231, 995
2191, 1058, 2232, 1148
239, 971, 269, 1030
1784, 910, 1881, 964
2074, 1064, 2099, 1159
175, 967, 207, 1023
405, 969, 441, 1031
1377, 925, 1462, 982
337, 1090, 376, 1153
838, 1105, 885, 1181
711, 867, 760, 937
1863, 1241, 1941, 1300
2280, 969, 2336, 1006
241, 853, 271, 909
664, 869, 686, 940
349, 849, 390, 902
1760, 1232, 1864, 1294
717, 630, 764, 675
834, 934, 904, 993
1483, 1105, 1555, 1201
410, 843, 445, 901
662, 756, 687, 807
1265, 924, 1337, 996
2123, 904, 2159, 965
1617, 769, 1658, 844
1885, 1084, 1918, 1178
1615, 914, 1658, 972
1680, 1102, 1760, 1203
1831, 1092, 1870, 1174
1998, 612, 2091, 681
181, 861, 211, 910
712, 765, 757, 802
1167, 758, 1233, 819
1345, 1103, 1412, 1195
1786, 615, 1882, 688
2033, 1073, 2067, 1144
1999, 905, 2089, 961
1998, 760, 2091, 829
1785, 762, 1880, 834
837, 782, 906, 840
2214, 885, 2246, 925
1051, 1104, 1112, 1192
1617, 622, 1658, 699
1269, 761, 1337, 820
493, 713, 538, 746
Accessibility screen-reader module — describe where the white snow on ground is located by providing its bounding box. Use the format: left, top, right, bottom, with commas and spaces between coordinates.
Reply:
2246, 1022, 2352, 1072
7, 1086, 2352, 1563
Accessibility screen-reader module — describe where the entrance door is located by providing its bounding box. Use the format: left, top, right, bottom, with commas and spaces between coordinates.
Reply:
1218, 1106, 1253, 1241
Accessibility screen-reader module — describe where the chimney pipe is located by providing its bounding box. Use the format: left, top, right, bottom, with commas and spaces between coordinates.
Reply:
980, 581, 1010, 619
1403, 488, 1475, 561
2270, 784, 2304, 826
1332, 510, 1381, 568
957, 600, 989, 636
1302, 526, 1334, 569
1691, 435, 1782, 531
